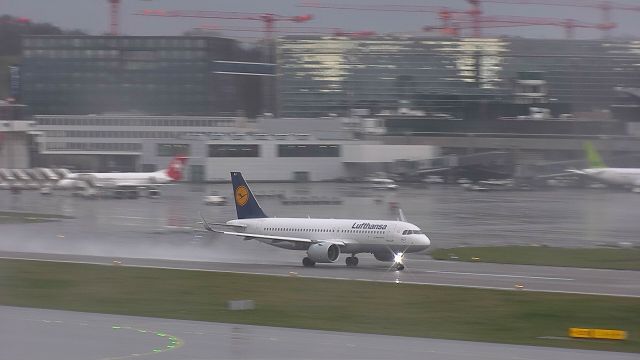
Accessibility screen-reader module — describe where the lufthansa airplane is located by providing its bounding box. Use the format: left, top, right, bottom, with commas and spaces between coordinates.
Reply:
202, 172, 431, 270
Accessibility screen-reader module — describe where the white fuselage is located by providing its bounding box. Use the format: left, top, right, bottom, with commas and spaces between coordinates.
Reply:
226, 217, 430, 254
62, 170, 172, 188
582, 168, 640, 187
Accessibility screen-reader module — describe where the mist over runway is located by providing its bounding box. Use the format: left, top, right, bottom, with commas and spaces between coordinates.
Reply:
2, 182, 640, 257
1, 184, 639, 286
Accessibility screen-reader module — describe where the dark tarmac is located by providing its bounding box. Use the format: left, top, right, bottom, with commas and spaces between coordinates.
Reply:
2, 306, 637, 360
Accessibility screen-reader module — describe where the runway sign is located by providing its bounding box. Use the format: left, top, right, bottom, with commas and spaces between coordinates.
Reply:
569, 327, 627, 340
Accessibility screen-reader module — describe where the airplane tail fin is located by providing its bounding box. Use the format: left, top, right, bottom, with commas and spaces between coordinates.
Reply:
165, 155, 188, 181
231, 172, 267, 219
584, 142, 606, 169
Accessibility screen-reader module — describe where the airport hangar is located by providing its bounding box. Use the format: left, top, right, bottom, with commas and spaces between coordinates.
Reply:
30, 114, 438, 182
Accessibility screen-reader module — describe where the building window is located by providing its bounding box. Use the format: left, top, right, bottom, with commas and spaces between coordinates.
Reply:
157, 143, 190, 156
208, 144, 260, 157
278, 144, 340, 157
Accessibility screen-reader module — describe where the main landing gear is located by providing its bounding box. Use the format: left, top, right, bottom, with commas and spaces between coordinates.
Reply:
302, 257, 316, 267
345, 255, 359, 267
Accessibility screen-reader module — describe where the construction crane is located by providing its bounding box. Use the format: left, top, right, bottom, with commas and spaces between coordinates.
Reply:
196, 24, 376, 37
424, 16, 614, 39
135, 9, 313, 40
297, 1, 473, 35
108, 0, 121, 35
439, 13, 616, 39
476, 0, 639, 38
299, 1, 625, 38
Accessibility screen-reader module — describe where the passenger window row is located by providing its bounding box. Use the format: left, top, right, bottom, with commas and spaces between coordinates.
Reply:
264, 228, 384, 234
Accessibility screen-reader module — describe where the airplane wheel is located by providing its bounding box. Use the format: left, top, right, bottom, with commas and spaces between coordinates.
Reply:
302, 257, 316, 267
346, 256, 359, 267
395, 263, 405, 271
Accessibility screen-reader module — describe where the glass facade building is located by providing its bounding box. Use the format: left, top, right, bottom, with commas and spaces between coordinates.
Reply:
21, 36, 240, 115
278, 36, 640, 118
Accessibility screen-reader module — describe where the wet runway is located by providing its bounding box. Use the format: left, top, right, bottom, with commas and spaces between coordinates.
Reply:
2, 182, 640, 252
2, 184, 639, 359
1, 183, 639, 298
3, 250, 639, 297
2, 306, 636, 360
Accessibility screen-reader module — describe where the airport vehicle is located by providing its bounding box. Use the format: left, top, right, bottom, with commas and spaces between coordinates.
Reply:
570, 142, 640, 191
54, 155, 187, 198
203, 192, 227, 206
366, 177, 399, 190
202, 172, 430, 270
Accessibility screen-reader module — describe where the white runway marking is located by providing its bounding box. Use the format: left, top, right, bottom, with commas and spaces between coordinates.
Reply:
2, 256, 638, 298
420, 270, 574, 281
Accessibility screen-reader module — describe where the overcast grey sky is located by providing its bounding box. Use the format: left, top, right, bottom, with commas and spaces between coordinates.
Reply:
2, 0, 639, 40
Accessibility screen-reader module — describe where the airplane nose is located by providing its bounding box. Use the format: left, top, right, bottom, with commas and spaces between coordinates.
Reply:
423, 235, 431, 247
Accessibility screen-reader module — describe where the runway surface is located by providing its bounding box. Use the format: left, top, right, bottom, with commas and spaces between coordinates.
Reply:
2, 184, 639, 358
2, 306, 636, 360
1, 183, 640, 298
2, 250, 639, 297
2, 183, 640, 250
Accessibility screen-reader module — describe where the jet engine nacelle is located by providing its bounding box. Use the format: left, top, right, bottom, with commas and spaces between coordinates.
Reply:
373, 250, 394, 262
306, 243, 340, 263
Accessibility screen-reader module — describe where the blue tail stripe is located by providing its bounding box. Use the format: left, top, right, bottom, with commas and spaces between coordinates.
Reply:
231, 172, 267, 219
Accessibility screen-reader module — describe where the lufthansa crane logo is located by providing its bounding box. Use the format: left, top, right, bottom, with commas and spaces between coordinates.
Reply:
235, 185, 249, 206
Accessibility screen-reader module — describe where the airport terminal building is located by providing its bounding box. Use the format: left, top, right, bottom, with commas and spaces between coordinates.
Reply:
31, 114, 437, 181
277, 36, 640, 118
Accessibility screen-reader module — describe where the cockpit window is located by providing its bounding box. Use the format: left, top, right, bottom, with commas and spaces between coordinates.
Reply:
402, 230, 423, 235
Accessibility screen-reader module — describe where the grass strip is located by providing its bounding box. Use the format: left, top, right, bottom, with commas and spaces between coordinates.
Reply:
0, 211, 73, 224
1, 259, 639, 352
430, 246, 640, 271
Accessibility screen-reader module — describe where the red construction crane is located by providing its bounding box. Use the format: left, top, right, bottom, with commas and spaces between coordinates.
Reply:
424, 15, 615, 39
108, 0, 121, 35
477, 0, 639, 38
298, 1, 472, 34
466, 0, 483, 37
197, 25, 375, 37
196, 24, 376, 37
135, 9, 313, 40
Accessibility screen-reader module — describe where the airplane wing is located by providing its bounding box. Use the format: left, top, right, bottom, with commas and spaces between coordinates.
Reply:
415, 167, 452, 175
216, 230, 347, 246
534, 169, 585, 179
217, 230, 315, 243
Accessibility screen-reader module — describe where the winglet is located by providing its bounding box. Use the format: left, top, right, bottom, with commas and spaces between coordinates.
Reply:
200, 212, 214, 232
397, 208, 407, 222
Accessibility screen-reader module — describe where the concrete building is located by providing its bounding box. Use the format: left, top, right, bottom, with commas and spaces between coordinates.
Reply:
0, 120, 37, 169
30, 113, 437, 181
20, 35, 256, 116
0, 101, 37, 169
277, 36, 640, 118
140, 134, 437, 182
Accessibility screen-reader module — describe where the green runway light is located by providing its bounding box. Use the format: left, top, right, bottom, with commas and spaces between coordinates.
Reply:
112, 326, 121, 329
